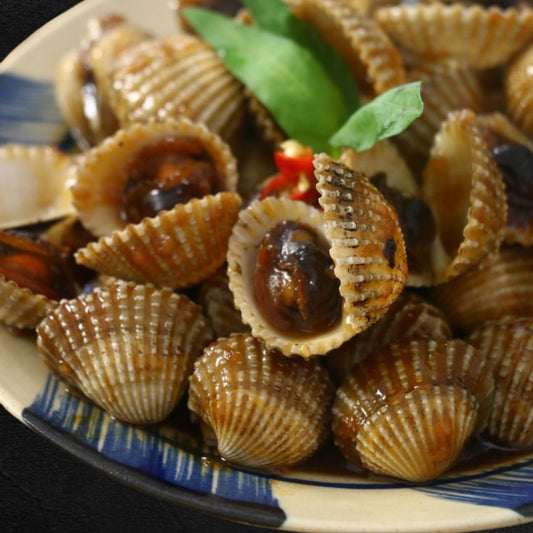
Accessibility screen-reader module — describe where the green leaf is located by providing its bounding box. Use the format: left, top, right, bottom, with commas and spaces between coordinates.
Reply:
329, 82, 424, 152
184, 7, 348, 152
243, 0, 359, 113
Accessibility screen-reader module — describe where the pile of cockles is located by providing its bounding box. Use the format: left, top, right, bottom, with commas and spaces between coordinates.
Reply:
1, 0, 533, 483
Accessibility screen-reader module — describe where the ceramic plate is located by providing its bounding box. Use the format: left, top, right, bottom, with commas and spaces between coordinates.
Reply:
1, 1, 533, 531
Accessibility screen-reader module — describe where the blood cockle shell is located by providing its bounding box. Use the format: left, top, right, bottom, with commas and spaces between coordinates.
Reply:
474, 112, 533, 247
0, 277, 58, 330
467, 317, 533, 450
315, 153, 408, 335
71, 118, 239, 238
374, 4, 533, 69
0, 144, 75, 230
75, 192, 242, 290
188, 333, 334, 469
227, 153, 407, 358
422, 109, 507, 284
290, 0, 407, 96
227, 195, 348, 358
107, 33, 246, 143
332, 338, 495, 482
54, 15, 149, 148
37, 280, 213, 425
431, 246, 533, 333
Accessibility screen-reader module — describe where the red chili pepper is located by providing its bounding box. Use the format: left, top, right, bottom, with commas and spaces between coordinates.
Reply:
273, 148, 314, 178
259, 146, 319, 206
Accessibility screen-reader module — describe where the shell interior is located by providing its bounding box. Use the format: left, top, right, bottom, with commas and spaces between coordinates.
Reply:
0, 144, 75, 230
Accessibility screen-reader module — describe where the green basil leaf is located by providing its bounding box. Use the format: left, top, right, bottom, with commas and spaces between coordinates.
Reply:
329, 81, 424, 152
184, 7, 347, 152
243, 0, 359, 113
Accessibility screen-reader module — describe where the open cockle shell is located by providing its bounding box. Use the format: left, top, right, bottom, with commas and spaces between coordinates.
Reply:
227, 196, 350, 358
326, 291, 452, 383
107, 33, 245, 143
432, 246, 533, 333
72, 118, 239, 238
37, 280, 213, 425
188, 333, 334, 469
374, 4, 533, 69
422, 109, 507, 284
315, 153, 408, 334
288, 0, 406, 96
467, 317, 533, 450
474, 112, 533, 247
0, 144, 75, 230
75, 192, 242, 290
332, 339, 495, 482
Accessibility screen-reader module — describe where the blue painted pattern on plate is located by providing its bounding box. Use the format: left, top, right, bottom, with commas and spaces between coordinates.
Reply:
416, 462, 533, 512
29, 374, 280, 507
29, 374, 533, 514
0, 73, 71, 148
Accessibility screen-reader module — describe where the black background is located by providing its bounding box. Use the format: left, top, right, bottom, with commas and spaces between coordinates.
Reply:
1, 1, 532, 532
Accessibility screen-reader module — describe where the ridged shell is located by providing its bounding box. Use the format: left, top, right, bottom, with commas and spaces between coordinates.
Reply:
332, 339, 495, 481
467, 318, 533, 449
422, 110, 507, 284
315, 153, 408, 334
505, 42, 533, 139
393, 60, 484, 176
107, 34, 245, 143
75, 192, 242, 290
72, 118, 238, 238
199, 269, 250, 338
340, 141, 432, 287
37, 280, 213, 425
227, 196, 349, 357
0, 277, 58, 330
326, 291, 452, 383
357, 385, 477, 481
55, 16, 149, 148
474, 112, 533, 247
188, 333, 334, 469
374, 5, 533, 69
289, 0, 406, 96
0, 144, 75, 230
431, 246, 533, 333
